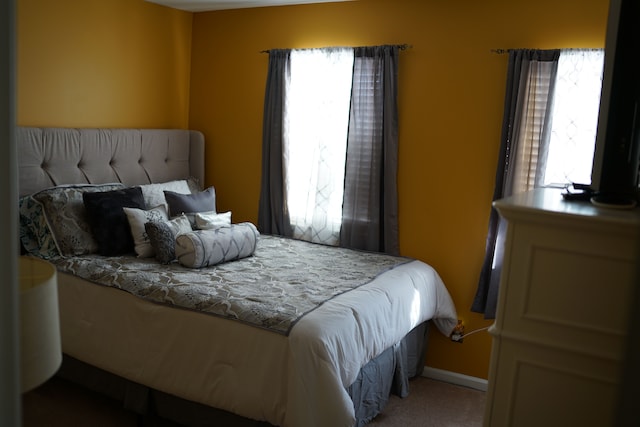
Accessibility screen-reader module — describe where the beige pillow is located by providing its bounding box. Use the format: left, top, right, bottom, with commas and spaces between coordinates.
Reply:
139, 180, 191, 213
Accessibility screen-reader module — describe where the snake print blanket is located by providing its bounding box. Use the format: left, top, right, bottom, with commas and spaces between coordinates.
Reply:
52, 235, 411, 335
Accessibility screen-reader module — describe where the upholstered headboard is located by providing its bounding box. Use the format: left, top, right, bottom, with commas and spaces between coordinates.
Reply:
17, 127, 205, 197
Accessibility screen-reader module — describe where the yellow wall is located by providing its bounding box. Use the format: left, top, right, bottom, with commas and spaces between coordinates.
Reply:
17, 0, 192, 128
16, 0, 610, 380
189, 0, 609, 379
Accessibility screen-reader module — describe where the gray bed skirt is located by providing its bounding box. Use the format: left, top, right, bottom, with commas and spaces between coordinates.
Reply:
57, 322, 430, 427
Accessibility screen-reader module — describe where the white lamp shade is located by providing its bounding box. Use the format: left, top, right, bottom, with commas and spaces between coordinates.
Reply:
19, 256, 62, 393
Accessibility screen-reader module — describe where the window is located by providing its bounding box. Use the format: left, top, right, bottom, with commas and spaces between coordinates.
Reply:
544, 49, 605, 187
285, 48, 354, 245
258, 45, 400, 254
474, 48, 604, 318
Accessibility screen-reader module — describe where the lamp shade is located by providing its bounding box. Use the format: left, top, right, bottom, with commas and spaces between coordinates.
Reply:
19, 256, 61, 393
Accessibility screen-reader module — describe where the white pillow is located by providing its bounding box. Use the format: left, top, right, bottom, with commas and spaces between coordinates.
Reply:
195, 211, 232, 230
123, 205, 169, 257
139, 180, 191, 213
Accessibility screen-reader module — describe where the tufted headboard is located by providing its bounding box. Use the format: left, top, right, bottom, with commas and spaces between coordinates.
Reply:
17, 127, 205, 197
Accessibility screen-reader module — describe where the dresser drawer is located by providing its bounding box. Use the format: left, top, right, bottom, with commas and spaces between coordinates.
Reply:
498, 222, 634, 361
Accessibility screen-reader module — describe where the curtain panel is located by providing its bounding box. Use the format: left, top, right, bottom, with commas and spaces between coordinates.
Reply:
472, 49, 560, 319
258, 49, 292, 237
341, 45, 400, 255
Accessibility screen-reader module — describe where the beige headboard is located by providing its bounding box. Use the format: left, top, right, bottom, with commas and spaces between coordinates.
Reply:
17, 127, 205, 197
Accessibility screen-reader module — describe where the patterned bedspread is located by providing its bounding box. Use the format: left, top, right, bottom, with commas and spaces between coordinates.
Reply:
52, 235, 411, 335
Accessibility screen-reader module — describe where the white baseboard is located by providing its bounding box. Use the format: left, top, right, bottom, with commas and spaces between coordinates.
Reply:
421, 366, 488, 392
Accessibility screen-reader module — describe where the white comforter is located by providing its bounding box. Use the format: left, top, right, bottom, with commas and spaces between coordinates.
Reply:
59, 259, 457, 427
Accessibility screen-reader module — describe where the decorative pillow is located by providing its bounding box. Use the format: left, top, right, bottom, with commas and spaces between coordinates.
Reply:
186, 176, 202, 194
18, 195, 59, 259
175, 222, 259, 269
31, 183, 125, 256
165, 213, 193, 236
83, 186, 146, 256
138, 180, 191, 214
164, 186, 216, 220
194, 211, 232, 230
123, 205, 169, 257
145, 214, 192, 264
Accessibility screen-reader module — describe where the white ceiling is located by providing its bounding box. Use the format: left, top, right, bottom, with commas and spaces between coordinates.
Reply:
146, 0, 352, 12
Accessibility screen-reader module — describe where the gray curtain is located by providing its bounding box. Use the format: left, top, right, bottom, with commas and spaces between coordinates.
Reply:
340, 45, 400, 255
472, 49, 560, 318
258, 49, 292, 237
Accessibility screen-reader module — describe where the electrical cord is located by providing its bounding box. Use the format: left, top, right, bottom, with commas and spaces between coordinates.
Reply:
459, 326, 491, 339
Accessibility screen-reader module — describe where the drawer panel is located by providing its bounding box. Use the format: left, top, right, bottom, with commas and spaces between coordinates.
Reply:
498, 222, 634, 360
487, 338, 618, 427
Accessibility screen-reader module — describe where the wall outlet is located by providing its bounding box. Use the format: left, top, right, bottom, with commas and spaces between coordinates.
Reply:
451, 320, 465, 343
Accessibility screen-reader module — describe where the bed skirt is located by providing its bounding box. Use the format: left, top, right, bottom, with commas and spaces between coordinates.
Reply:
56, 322, 429, 427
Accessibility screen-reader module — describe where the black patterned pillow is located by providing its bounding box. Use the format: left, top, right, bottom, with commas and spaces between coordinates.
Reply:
145, 222, 175, 264
145, 214, 192, 264
123, 205, 169, 257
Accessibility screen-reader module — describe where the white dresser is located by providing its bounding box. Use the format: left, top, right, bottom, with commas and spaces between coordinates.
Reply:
483, 188, 640, 427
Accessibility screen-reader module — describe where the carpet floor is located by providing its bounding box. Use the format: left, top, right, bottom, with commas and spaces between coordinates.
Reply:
23, 375, 485, 427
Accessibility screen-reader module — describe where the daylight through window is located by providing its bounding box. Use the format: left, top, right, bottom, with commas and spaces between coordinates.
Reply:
284, 48, 354, 244
544, 49, 604, 187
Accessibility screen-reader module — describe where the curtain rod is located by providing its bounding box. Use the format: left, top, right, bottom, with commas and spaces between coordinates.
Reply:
260, 43, 412, 54
491, 47, 602, 54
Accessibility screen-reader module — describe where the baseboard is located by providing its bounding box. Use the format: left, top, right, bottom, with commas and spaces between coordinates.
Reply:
421, 366, 488, 392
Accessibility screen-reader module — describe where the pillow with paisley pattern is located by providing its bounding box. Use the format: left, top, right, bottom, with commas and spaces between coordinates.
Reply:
123, 205, 170, 257
145, 214, 192, 264
31, 183, 126, 256
18, 195, 59, 259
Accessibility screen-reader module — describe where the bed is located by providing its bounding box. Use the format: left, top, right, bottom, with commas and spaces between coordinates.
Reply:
17, 126, 458, 427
